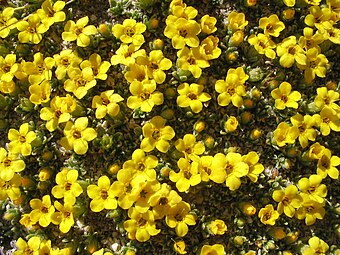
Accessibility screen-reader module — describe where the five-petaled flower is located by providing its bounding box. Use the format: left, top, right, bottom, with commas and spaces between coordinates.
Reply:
8, 123, 36, 156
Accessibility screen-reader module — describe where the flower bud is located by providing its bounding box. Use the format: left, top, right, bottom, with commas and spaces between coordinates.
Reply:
228, 30, 244, 47
41, 151, 53, 161
240, 111, 253, 124
225, 116, 238, 132
207, 219, 227, 235
98, 23, 110, 37
326, 81, 337, 90
165, 87, 176, 99
160, 167, 171, 177
285, 231, 299, 244
149, 18, 159, 29
204, 135, 215, 149
282, 9, 295, 21
161, 109, 175, 120
20, 98, 34, 112
194, 121, 206, 133
246, 0, 257, 6
251, 88, 261, 99
101, 134, 113, 150
151, 38, 164, 50
38, 168, 51, 181
233, 236, 245, 246
108, 163, 120, 175
240, 202, 256, 216
243, 98, 255, 109
225, 51, 239, 63
268, 227, 286, 240
86, 236, 99, 254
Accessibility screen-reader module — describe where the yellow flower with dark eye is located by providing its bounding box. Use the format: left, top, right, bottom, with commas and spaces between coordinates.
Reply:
227, 11, 248, 31
164, 18, 201, 49
8, 123, 36, 156
0, 147, 25, 181
87, 175, 117, 212
295, 198, 325, 225
29, 195, 55, 227
302, 236, 329, 255
313, 106, 340, 136
242, 151, 264, 183
248, 33, 276, 59
112, 19, 146, 46
111, 43, 146, 66
316, 148, 340, 179
40, 94, 76, 132
60, 117, 97, 155
272, 185, 302, 218
314, 87, 340, 111
54, 49, 82, 80
62, 16, 97, 47
173, 240, 187, 254
37, 0, 66, 28
127, 79, 164, 112
298, 174, 327, 204
200, 14, 217, 34
165, 201, 196, 237
276, 36, 306, 68
225, 116, 238, 132
0, 7, 17, 38
80, 53, 111, 80
51, 168, 83, 205
200, 244, 225, 255
0, 54, 19, 83
199, 36, 221, 60
51, 201, 75, 233
177, 47, 210, 79
167, 5, 197, 23
64, 67, 97, 99
175, 134, 205, 162
273, 122, 299, 147
16, 14, 49, 44
140, 116, 175, 153
208, 219, 227, 235
0, 173, 22, 201
271, 82, 301, 110
28, 80, 51, 105
92, 90, 124, 119
22, 52, 55, 85
13, 236, 41, 255
259, 14, 285, 37
124, 63, 148, 83
177, 82, 211, 113
258, 204, 280, 225
123, 207, 160, 242
290, 114, 317, 148
136, 50, 172, 84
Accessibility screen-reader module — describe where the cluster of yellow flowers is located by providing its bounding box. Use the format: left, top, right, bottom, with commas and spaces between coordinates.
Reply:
1, 0, 340, 254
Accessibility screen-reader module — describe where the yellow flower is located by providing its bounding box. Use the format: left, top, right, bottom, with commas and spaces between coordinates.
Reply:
80, 53, 111, 80
259, 14, 285, 37
177, 47, 210, 78
53, 49, 82, 80
60, 117, 97, 155
22, 52, 55, 85
0, 80, 16, 94
313, 106, 340, 136
175, 134, 205, 162
110, 43, 146, 66
272, 185, 302, 218
200, 244, 225, 255
0, 54, 19, 82
124, 63, 148, 83
165, 201, 196, 237
273, 122, 299, 147
164, 18, 201, 49
271, 82, 301, 110
92, 90, 123, 119
148, 183, 182, 219
112, 18, 146, 46
210, 152, 249, 190
208, 219, 227, 235
316, 149, 340, 179
176, 82, 211, 113
302, 236, 329, 255
283, 0, 295, 6
40, 94, 76, 132
64, 67, 97, 99
0, 173, 22, 201
13, 236, 41, 255
0, 147, 25, 181
242, 151, 264, 182
37, 0, 66, 27
169, 157, 201, 192
298, 27, 324, 51
314, 87, 340, 111
199, 36, 221, 60
167, 4, 197, 22
308, 142, 326, 160
305, 6, 332, 30
199, 155, 214, 182
51, 168, 83, 204
247, 33, 276, 59
290, 114, 317, 148
136, 50, 172, 84
258, 204, 280, 225
123, 207, 160, 242
200, 14, 217, 34
127, 79, 164, 112
87, 175, 117, 212
0, 7, 17, 38
276, 36, 306, 68
8, 123, 36, 156
225, 116, 238, 132
140, 116, 175, 153
228, 11, 248, 31
29, 195, 55, 227
295, 198, 325, 225
28, 80, 51, 105
174, 240, 187, 254
215, 67, 248, 107
62, 16, 97, 47
241, 202, 257, 216
51, 201, 75, 233
16, 14, 49, 44
296, 48, 328, 84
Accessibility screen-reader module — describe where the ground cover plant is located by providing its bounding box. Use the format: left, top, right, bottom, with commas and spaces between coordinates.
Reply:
0, 0, 340, 254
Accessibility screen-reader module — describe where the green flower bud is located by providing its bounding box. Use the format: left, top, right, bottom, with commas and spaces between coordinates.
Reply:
247, 67, 265, 82
20, 97, 34, 112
